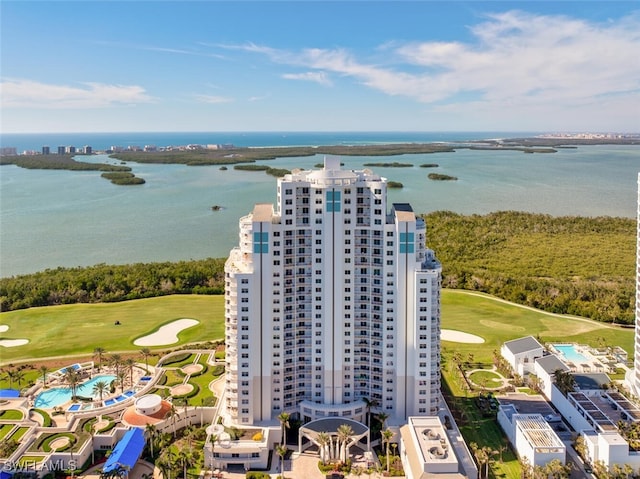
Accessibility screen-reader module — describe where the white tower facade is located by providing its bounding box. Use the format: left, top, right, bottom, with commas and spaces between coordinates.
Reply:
224, 158, 442, 426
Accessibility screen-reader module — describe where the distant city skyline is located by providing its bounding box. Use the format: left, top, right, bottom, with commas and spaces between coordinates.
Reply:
1, 1, 638, 133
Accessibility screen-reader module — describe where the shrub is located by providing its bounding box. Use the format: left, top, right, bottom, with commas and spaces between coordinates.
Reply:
252, 432, 263, 441
31, 409, 52, 427
173, 383, 200, 399
159, 352, 192, 366
39, 433, 76, 452
189, 364, 208, 377
211, 364, 225, 377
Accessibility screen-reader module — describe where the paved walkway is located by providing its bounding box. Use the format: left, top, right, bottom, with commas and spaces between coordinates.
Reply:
206, 446, 378, 479
466, 366, 510, 391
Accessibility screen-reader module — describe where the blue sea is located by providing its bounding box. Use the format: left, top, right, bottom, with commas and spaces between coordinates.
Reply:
0, 131, 536, 153
1, 131, 639, 277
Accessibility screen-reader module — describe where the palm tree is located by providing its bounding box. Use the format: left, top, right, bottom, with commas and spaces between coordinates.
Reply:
2, 369, 15, 389
145, 423, 158, 458
39, 365, 48, 387
376, 411, 389, 429
124, 357, 137, 388
140, 347, 151, 373
466, 352, 475, 368
110, 354, 122, 378
481, 446, 493, 479
337, 424, 354, 463
63, 367, 82, 400
528, 374, 542, 394
275, 444, 287, 479
183, 425, 196, 448
157, 449, 176, 479
316, 431, 331, 465
553, 369, 576, 396
93, 347, 106, 371
12, 369, 25, 388
92, 380, 110, 402
451, 351, 463, 371
381, 429, 393, 475
177, 446, 195, 479
277, 412, 290, 445
117, 370, 127, 393
362, 397, 379, 427
167, 403, 178, 438
88, 421, 96, 465
181, 398, 190, 428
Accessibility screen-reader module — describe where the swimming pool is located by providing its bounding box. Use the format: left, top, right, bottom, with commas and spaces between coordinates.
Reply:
35, 375, 116, 408
553, 344, 590, 364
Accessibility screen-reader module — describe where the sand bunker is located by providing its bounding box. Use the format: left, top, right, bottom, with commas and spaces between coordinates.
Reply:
0, 339, 29, 347
441, 329, 485, 344
0, 324, 28, 347
134, 319, 199, 346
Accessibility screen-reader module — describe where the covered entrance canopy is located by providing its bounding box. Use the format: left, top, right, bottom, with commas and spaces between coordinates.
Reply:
298, 417, 369, 463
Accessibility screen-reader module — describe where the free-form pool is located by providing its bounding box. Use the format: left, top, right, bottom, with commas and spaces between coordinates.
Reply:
35, 375, 116, 408
553, 344, 590, 364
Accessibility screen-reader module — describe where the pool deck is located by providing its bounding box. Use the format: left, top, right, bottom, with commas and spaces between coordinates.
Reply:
551, 343, 617, 374
31, 363, 151, 415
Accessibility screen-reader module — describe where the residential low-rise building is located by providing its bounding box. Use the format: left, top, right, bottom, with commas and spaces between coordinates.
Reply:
497, 408, 565, 469
501, 336, 544, 376
400, 416, 477, 479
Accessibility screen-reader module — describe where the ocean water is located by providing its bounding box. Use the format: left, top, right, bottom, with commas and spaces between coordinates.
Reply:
0, 131, 536, 153
1, 132, 639, 277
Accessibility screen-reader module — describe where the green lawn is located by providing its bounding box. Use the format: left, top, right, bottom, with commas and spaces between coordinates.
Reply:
0, 424, 14, 440
1, 289, 635, 478
0, 409, 24, 420
0, 295, 224, 363
468, 370, 502, 386
441, 290, 634, 364
8, 426, 30, 442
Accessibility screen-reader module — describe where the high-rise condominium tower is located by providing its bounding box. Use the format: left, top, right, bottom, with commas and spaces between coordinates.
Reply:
224, 157, 442, 426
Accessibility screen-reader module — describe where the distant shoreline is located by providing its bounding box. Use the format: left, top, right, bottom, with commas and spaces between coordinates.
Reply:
2, 137, 638, 180
1, 133, 638, 159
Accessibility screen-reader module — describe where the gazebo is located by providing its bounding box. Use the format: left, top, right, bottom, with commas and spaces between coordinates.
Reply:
298, 417, 369, 463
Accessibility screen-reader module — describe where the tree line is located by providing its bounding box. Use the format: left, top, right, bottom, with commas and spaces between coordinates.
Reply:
0, 212, 635, 323
425, 211, 635, 324
0, 258, 226, 311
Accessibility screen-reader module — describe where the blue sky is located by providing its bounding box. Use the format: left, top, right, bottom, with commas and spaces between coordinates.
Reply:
1, 1, 639, 133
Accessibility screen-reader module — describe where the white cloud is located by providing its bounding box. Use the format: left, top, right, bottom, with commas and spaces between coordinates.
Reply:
0, 79, 154, 109
248, 94, 270, 102
282, 71, 332, 86
227, 11, 640, 116
194, 94, 234, 104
